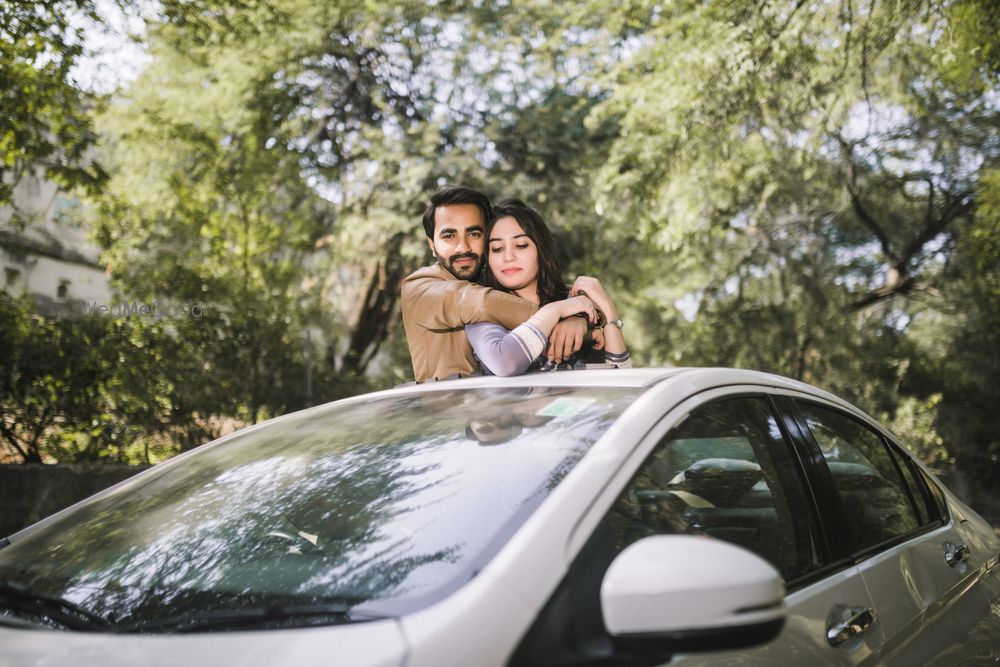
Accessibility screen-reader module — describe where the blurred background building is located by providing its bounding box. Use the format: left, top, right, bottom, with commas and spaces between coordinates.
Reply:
0, 167, 112, 315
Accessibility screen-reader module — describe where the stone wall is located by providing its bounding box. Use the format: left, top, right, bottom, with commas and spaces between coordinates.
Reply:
0, 464, 149, 537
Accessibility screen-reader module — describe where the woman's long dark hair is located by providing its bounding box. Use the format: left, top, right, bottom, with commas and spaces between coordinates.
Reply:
482, 198, 569, 306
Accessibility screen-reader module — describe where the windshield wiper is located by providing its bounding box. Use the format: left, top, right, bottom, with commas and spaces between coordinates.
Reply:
129, 601, 388, 633
0, 580, 111, 631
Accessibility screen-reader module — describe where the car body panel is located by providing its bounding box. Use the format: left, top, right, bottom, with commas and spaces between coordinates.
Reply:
0, 619, 407, 667
398, 571, 537, 667
857, 520, 993, 667
397, 378, 692, 666
915, 492, 1000, 665
671, 564, 882, 666
948, 494, 1000, 597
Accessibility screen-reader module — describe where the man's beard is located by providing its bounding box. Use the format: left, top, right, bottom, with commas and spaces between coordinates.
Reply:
441, 252, 482, 280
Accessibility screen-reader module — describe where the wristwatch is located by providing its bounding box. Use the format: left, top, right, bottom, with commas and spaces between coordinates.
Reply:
606, 317, 624, 330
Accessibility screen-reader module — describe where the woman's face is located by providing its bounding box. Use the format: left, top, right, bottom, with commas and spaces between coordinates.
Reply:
488, 216, 539, 293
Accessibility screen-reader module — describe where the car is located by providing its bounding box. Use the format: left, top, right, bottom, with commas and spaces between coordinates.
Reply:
1, 367, 998, 666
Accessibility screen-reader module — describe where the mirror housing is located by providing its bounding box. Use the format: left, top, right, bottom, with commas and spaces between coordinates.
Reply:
600, 535, 785, 653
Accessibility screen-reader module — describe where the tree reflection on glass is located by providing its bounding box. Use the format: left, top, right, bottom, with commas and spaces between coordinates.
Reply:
0, 386, 640, 630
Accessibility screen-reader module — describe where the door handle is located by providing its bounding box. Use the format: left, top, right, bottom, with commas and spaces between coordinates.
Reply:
944, 542, 970, 567
826, 606, 876, 646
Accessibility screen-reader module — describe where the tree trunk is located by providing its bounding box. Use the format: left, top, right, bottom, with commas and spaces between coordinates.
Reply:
341, 232, 418, 375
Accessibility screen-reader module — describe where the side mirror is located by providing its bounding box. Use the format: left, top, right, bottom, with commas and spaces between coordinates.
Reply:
601, 535, 785, 654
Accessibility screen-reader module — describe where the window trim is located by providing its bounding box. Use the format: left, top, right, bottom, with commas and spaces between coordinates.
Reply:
686, 394, 829, 583
881, 435, 929, 524
870, 432, 950, 527
602, 390, 841, 589
883, 438, 943, 526
769, 395, 842, 563
915, 466, 950, 524
512, 383, 957, 665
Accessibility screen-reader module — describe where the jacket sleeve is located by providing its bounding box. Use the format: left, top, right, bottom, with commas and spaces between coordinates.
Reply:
403, 276, 537, 330
466, 321, 548, 377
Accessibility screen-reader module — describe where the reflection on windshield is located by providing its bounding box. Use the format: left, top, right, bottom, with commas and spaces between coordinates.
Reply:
463, 388, 561, 445
0, 385, 640, 632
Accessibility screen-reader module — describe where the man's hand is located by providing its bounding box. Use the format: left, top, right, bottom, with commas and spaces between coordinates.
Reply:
589, 327, 606, 351
547, 316, 588, 363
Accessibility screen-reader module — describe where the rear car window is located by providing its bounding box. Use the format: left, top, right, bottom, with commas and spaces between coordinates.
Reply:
796, 401, 922, 552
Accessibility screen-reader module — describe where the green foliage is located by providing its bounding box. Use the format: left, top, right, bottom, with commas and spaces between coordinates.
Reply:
92, 5, 422, 422
0, 0, 107, 216
919, 165, 1000, 485
882, 394, 950, 466
937, 0, 1000, 92
0, 293, 178, 463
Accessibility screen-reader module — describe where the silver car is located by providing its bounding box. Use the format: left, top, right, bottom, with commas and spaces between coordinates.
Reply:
1, 368, 998, 666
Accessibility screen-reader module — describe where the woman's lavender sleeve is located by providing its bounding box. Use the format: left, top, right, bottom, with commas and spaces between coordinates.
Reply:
466, 321, 548, 377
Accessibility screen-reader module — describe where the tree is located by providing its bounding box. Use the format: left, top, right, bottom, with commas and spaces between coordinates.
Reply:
579, 0, 999, 485
0, 0, 107, 217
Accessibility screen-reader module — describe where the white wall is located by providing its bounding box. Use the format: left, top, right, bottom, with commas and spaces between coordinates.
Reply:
1, 167, 114, 311
3, 251, 112, 306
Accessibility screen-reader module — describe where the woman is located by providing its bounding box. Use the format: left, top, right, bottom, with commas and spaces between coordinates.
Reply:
466, 198, 630, 376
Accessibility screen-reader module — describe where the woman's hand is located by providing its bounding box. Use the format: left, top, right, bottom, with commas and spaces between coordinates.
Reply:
525, 295, 598, 359
570, 276, 617, 320
570, 275, 626, 357
559, 294, 597, 324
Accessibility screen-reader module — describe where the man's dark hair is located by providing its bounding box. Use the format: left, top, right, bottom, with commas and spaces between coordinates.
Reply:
482, 198, 569, 306
421, 185, 492, 239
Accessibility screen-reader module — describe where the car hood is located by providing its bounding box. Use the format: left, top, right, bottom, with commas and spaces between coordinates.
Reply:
0, 618, 407, 667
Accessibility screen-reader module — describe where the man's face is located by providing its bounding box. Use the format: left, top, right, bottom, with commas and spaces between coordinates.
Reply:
428, 204, 485, 280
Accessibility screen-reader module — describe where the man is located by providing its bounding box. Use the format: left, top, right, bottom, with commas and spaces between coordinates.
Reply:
401, 184, 586, 382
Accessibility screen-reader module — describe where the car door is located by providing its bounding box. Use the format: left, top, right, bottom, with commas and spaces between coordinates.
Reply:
788, 399, 995, 667
508, 391, 884, 666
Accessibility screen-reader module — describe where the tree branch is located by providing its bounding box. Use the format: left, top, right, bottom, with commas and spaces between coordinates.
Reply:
0, 416, 30, 463
848, 275, 917, 310
836, 135, 900, 265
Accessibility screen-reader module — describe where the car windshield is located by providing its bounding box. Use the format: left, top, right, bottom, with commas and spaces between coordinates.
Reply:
0, 385, 640, 633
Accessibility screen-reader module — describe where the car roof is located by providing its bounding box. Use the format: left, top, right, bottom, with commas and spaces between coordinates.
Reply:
385, 366, 868, 420
312, 366, 873, 435
392, 366, 686, 391
386, 366, 841, 401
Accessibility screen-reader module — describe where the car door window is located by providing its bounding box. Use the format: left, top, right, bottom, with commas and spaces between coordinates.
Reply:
795, 401, 921, 551
886, 444, 937, 525
611, 396, 825, 582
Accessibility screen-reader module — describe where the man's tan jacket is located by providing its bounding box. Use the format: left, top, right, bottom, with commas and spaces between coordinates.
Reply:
401, 264, 537, 382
